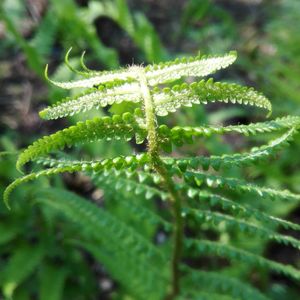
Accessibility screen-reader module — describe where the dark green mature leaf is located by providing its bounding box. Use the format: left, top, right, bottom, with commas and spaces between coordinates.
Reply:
36, 188, 168, 299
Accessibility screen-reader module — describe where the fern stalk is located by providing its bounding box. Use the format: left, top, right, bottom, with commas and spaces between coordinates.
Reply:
138, 66, 184, 299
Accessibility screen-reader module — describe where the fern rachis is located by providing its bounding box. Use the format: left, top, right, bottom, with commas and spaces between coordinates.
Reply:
3, 50, 300, 300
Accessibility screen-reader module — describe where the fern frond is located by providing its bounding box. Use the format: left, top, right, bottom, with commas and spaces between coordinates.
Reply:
0, 224, 20, 245
115, 195, 172, 230
44, 63, 136, 89
181, 268, 269, 300
178, 291, 235, 300
46, 51, 236, 89
16, 113, 144, 171
90, 169, 171, 230
4, 154, 150, 208
31, 9, 58, 58
4, 47, 300, 299
145, 51, 237, 85
157, 116, 300, 148
1, 245, 45, 298
166, 127, 298, 171
183, 187, 300, 231
36, 188, 168, 299
92, 170, 168, 202
186, 209, 300, 251
153, 79, 272, 116
186, 239, 300, 280
39, 265, 67, 300
36, 159, 169, 208
36, 154, 150, 171
42, 69, 266, 120
82, 241, 166, 299
37, 188, 167, 262
183, 171, 300, 202
39, 81, 141, 119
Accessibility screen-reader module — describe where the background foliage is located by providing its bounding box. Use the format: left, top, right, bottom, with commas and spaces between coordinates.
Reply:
0, 0, 300, 299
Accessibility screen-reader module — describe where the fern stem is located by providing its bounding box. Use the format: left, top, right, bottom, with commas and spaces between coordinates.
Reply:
138, 67, 184, 299
155, 163, 184, 299
137, 66, 159, 155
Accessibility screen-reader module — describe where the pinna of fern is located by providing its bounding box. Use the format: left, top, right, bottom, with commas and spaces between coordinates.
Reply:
3, 49, 300, 300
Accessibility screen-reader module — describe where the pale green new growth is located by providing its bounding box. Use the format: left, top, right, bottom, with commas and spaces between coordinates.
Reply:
4, 50, 300, 300
45, 50, 236, 89
39, 82, 141, 119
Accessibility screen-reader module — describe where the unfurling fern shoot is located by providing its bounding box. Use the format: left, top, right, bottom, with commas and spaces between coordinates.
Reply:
4, 49, 300, 300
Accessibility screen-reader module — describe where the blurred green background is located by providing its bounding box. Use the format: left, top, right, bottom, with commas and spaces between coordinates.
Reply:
1, 0, 300, 299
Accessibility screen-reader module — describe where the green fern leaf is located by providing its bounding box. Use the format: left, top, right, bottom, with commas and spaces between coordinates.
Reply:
39, 265, 67, 300
45, 51, 236, 90
186, 239, 300, 280
167, 127, 298, 171
0, 224, 20, 245
181, 268, 269, 300
183, 171, 300, 202
178, 291, 235, 300
36, 188, 168, 299
30, 10, 58, 58
36, 188, 166, 263
82, 241, 166, 299
153, 79, 272, 116
16, 113, 144, 171
157, 116, 300, 147
183, 187, 300, 231
145, 51, 237, 85
1, 244, 45, 298
4, 154, 150, 208
44, 63, 136, 89
91, 168, 169, 201
39, 81, 141, 119
186, 209, 300, 251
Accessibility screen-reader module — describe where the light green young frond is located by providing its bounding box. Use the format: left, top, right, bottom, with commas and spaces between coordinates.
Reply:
63, 47, 87, 76
62, 48, 94, 76
187, 209, 300, 251
165, 127, 298, 171
16, 113, 144, 171
183, 171, 300, 202
183, 187, 300, 231
152, 79, 272, 116
39, 82, 141, 120
45, 51, 236, 90
36, 188, 168, 299
145, 51, 237, 85
45, 63, 136, 89
186, 239, 300, 280
181, 268, 269, 300
4, 154, 150, 208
